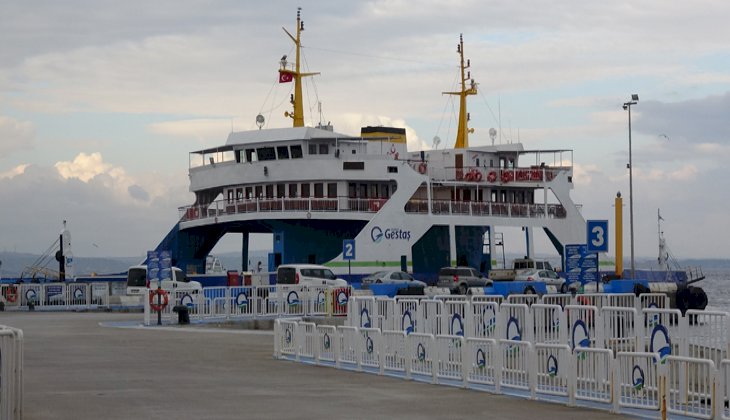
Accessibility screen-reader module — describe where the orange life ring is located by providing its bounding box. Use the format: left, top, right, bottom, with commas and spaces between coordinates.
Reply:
464, 171, 474, 181
487, 171, 497, 182
149, 289, 169, 312
418, 162, 427, 174
5, 285, 18, 303
473, 171, 483, 182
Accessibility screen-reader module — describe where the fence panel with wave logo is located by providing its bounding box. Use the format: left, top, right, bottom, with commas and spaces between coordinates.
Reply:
565, 304, 600, 350
465, 338, 497, 387
497, 339, 533, 396
441, 300, 469, 338
418, 299, 444, 336
601, 306, 640, 353
374, 297, 395, 330
435, 334, 465, 383
315, 325, 337, 364
296, 322, 316, 361
65, 284, 89, 307
276, 320, 299, 358
381, 330, 407, 375
534, 343, 571, 399
541, 294, 573, 309
499, 303, 531, 344
0, 325, 24, 420
573, 347, 613, 405
469, 301, 499, 339
395, 299, 420, 335
337, 326, 360, 369
359, 327, 381, 372
227, 286, 254, 318
307, 286, 330, 316
665, 356, 716, 419
642, 307, 685, 359
407, 333, 436, 382
615, 352, 661, 411
686, 309, 729, 368
639, 293, 670, 312
531, 304, 566, 345
506, 294, 540, 306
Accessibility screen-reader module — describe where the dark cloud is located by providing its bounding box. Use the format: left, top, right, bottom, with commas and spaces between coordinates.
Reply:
636, 92, 730, 144
127, 184, 149, 201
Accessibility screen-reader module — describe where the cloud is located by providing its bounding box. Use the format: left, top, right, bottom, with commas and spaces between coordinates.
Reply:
55, 152, 114, 182
636, 93, 730, 144
0, 115, 34, 157
127, 184, 150, 202
0, 164, 29, 179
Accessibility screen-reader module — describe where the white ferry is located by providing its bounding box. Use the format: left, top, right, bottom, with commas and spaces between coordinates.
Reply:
158, 9, 586, 284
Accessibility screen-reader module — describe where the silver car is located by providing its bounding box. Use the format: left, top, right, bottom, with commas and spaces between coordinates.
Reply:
514, 269, 577, 293
361, 271, 426, 289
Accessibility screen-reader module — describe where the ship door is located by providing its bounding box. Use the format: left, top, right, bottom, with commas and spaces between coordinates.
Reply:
455, 154, 464, 180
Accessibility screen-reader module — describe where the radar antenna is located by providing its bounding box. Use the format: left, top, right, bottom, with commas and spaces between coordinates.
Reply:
489, 128, 497, 145
432, 136, 441, 149
255, 114, 265, 129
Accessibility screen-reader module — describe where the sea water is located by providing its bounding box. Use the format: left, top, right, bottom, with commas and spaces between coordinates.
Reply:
700, 269, 730, 312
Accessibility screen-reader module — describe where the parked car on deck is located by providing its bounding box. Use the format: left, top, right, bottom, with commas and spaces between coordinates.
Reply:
361, 271, 426, 289
276, 264, 348, 287
437, 266, 492, 295
514, 269, 577, 293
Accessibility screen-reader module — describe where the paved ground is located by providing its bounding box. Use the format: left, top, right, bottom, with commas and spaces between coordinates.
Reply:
1, 312, 631, 419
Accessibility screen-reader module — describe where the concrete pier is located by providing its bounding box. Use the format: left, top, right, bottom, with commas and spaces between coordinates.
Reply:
2, 312, 629, 419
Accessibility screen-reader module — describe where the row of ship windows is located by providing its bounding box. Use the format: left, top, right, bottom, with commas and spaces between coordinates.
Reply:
225, 182, 395, 201
237, 143, 343, 163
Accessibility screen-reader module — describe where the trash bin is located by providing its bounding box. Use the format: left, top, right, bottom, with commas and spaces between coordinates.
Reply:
227, 270, 241, 287
173, 305, 190, 324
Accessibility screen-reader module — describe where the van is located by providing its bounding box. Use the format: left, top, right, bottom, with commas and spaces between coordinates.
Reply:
276, 264, 348, 287
126, 265, 203, 296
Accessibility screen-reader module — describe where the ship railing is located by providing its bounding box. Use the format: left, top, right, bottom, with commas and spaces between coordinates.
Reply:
179, 196, 394, 221
428, 165, 567, 184
405, 200, 567, 219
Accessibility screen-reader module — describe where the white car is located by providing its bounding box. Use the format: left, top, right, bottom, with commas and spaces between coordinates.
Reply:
126, 265, 203, 296
361, 271, 426, 289
276, 264, 348, 287
514, 269, 577, 293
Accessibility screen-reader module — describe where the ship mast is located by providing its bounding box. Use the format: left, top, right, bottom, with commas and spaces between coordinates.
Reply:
281, 8, 320, 127
443, 34, 477, 149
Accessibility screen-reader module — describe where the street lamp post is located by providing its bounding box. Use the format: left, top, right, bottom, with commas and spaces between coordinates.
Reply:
622, 94, 639, 279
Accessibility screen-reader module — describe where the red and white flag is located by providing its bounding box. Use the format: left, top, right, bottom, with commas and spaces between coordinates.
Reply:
279, 71, 293, 83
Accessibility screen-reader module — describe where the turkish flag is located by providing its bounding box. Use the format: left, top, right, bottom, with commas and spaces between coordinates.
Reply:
279, 71, 293, 83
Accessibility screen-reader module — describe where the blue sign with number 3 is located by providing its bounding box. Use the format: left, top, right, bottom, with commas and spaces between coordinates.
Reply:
586, 220, 609, 253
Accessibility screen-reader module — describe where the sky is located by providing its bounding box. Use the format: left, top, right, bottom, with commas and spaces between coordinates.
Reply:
1, 0, 729, 262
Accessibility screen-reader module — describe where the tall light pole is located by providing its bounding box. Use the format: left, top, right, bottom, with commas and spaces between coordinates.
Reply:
622, 94, 639, 279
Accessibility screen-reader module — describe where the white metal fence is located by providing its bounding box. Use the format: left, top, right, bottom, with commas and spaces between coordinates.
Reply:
276, 291, 730, 419
1, 283, 110, 310
0, 325, 23, 420
144, 285, 353, 326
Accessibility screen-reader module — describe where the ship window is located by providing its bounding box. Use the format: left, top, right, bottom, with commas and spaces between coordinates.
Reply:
288, 184, 297, 197
327, 183, 337, 198
265, 185, 274, 198
235, 150, 242, 163
245, 149, 257, 162
343, 162, 365, 170
256, 147, 276, 161
277, 184, 285, 198
308, 144, 317, 155
301, 183, 310, 198
236, 188, 243, 201
291, 145, 303, 159
379, 184, 389, 198
387, 166, 398, 173
246, 187, 253, 199
369, 184, 378, 198
314, 183, 324, 198
227, 189, 234, 203
319, 144, 329, 155
255, 185, 263, 198
359, 184, 367, 198
348, 183, 357, 198
276, 146, 290, 159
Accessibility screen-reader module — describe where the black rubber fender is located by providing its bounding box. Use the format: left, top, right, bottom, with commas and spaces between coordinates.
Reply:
676, 287, 691, 315
633, 283, 650, 297
688, 286, 708, 311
